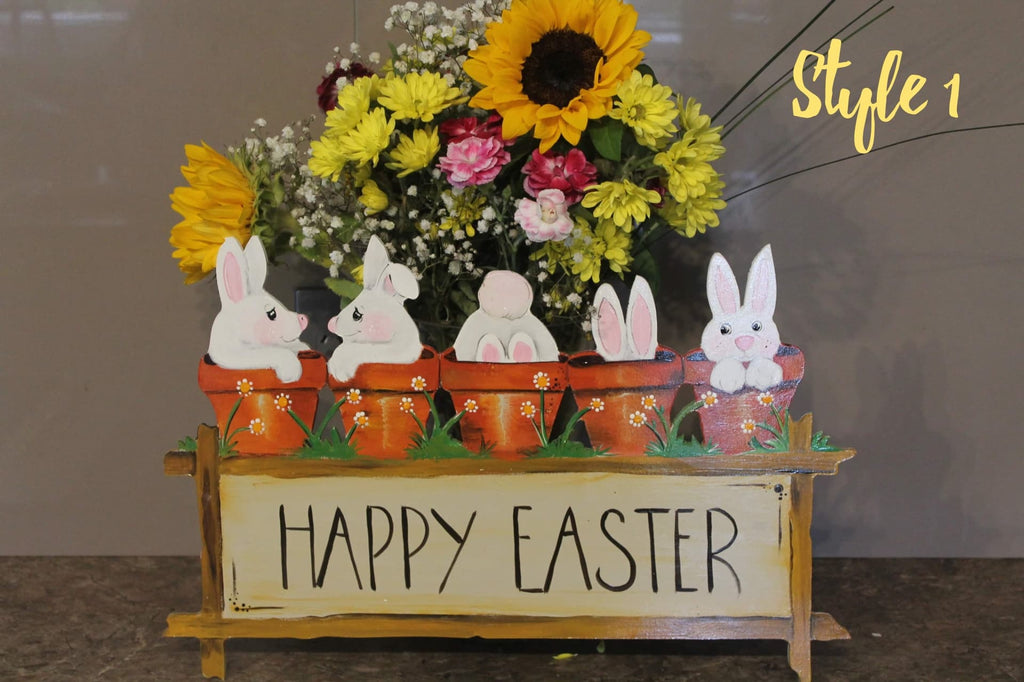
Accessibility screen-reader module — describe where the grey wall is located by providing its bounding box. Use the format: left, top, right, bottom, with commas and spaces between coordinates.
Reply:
1, 0, 1021, 556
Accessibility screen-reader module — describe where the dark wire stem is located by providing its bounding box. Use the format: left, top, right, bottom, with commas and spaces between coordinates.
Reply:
723, 122, 1024, 202
711, 0, 839, 123
720, 1, 888, 134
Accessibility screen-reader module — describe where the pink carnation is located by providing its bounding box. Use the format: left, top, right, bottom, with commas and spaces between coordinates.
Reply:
438, 135, 511, 188
522, 149, 597, 204
514, 189, 574, 242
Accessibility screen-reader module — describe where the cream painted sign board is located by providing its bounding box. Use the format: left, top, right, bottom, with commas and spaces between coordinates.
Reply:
219, 472, 793, 619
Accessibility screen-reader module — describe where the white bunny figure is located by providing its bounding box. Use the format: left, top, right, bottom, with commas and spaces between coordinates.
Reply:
452, 270, 559, 362
700, 244, 784, 393
208, 237, 310, 382
591, 276, 658, 361
327, 236, 423, 381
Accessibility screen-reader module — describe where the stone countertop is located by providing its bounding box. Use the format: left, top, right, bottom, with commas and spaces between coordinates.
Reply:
2, 557, 1021, 680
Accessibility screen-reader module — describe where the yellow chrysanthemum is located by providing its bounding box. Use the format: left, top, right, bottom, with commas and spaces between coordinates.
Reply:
324, 75, 381, 138
385, 127, 440, 177
610, 70, 678, 149
377, 72, 467, 122
658, 174, 726, 238
581, 179, 661, 229
654, 97, 725, 203
169, 142, 255, 284
358, 179, 389, 215
464, 0, 650, 153
309, 107, 395, 179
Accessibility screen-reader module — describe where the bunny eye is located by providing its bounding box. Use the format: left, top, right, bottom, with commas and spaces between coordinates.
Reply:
352, 307, 363, 322
752, 321, 762, 332
719, 323, 732, 335
265, 306, 277, 321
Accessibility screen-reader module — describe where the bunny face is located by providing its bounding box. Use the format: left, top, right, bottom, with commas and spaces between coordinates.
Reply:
326, 236, 424, 381
700, 245, 781, 364
208, 236, 310, 382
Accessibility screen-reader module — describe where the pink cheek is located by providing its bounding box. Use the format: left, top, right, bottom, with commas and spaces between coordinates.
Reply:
254, 319, 278, 345
363, 313, 395, 342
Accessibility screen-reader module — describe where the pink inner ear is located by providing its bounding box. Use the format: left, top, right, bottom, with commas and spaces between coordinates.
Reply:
751, 264, 770, 312
223, 252, 246, 303
631, 296, 653, 354
598, 299, 622, 356
480, 342, 502, 363
382, 274, 396, 296
511, 340, 535, 363
715, 269, 738, 314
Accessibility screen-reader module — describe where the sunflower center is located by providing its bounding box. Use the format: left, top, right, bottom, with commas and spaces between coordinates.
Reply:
521, 29, 605, 108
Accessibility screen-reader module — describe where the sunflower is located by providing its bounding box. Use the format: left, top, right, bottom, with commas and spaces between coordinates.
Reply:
464, 0, 650, 153
169, 142, 255, 284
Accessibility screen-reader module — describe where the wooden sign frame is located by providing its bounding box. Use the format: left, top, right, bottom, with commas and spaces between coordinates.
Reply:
164, 416, 852, 681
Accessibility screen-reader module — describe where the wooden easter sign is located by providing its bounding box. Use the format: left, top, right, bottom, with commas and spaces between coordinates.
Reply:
165, 419, 853, 681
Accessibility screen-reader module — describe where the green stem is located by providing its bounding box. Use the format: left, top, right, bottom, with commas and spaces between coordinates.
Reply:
711, 0, 839, 122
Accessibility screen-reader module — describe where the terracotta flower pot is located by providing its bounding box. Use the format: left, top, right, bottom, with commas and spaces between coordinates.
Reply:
439, 348, 567, 460
328, 346, 439, 459
568, 347, 684, 456
682, 345, 805, 454
197, 351, 327, 456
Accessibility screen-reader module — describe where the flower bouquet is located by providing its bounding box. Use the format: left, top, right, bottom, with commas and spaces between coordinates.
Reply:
169, 0, 727, 351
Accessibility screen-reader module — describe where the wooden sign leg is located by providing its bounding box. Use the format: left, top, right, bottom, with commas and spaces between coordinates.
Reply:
788, 473, 814, 681
195, 424, 227, 679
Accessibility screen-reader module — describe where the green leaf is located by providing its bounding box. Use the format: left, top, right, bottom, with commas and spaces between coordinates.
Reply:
635, 63, 657, 83
630, 248, 661, 292
324, 277, 363, 304
588, 118, 624, 162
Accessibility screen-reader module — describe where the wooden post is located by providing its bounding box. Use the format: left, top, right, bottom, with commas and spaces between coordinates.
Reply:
194, 424, 226, 680
788, 472, 814, 681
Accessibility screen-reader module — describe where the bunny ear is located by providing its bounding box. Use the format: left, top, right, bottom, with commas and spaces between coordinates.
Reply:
243, 236, 268, 292
216, 237, 248, 305
508, 332, 537, 363
745, 244, 777, 316
592, 283, 627, 361
707, 252, 741, 317
475, 333, 506, 363
362, 235, 390, 290
626, 276, 658, 360
381, 263, 420, 300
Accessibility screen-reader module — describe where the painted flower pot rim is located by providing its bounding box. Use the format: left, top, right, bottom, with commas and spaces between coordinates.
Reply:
327, 345, 439, 392
439, 347, 568, 391
683, 344, 804, 394
198, 351, 327, 392
568, 346, 683, 390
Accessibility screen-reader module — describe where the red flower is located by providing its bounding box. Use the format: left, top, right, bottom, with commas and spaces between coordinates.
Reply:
521, 149, 598, 204
317, 62, 374, 113
440, 114, 511, 146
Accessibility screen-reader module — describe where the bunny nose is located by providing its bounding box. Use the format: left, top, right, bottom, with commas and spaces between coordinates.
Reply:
735, 335, 755, 351
298, 314, 309, 331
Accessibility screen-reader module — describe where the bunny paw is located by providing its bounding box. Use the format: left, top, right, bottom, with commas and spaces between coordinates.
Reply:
710, 359, 747, 393
327, 354, 355, 383
274, 356, 304, 383
746, 357, 783, 390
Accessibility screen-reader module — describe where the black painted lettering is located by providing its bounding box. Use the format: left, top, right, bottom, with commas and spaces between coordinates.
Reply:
674, 508, 698, 593
401, 507, 430, 590
431, 508, 476, 594
595, 509, 636, 592
366, 505, 394, 591
512, 505, 543, 593
543, 507, 592, 592
635, 508, 670, 592
279, 505, 316, 590
316, 507, 363, 590
707, 507, 741, 594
